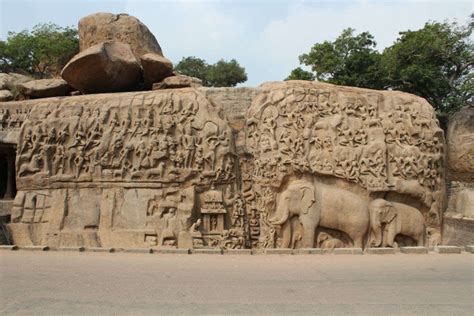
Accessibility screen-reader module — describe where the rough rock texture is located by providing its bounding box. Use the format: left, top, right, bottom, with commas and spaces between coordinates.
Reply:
153, 75, 203, 90
447, 105, 474, 182
18, 79, 72, 99
0, 73, 33, 92
444, 104, 474, 245
61, 42, 142, 94
140, 53, 173, 86
0, 90, 13, 102
78, 12, 163, 60
0, 81, 451, 248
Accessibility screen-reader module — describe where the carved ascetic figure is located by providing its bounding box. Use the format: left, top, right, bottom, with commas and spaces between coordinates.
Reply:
369, 199, 425, 247
269, 179, 370, 248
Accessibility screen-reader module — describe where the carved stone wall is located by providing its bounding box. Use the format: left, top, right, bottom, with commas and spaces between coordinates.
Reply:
0, 81, 452, 249
246, 81, 445, 249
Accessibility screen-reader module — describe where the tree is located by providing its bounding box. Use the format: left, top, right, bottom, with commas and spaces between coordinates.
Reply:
298, 28, 385, 89
0, 23, 78, 78
175, 56, 247, 87
174, 56, 209, 85
285, 67, 315, 81
291, 17, 473, 117
206, 59, 247, 87
381, 19, 473, 116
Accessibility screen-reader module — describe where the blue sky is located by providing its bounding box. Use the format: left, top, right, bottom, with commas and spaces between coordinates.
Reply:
0, 0, 472, 86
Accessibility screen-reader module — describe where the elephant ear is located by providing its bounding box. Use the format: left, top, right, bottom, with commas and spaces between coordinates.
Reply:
300, 187, 316, 214
382, 205, 397, 223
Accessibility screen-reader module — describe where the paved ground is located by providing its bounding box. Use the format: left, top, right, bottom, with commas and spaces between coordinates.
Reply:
0, 251, 473, 315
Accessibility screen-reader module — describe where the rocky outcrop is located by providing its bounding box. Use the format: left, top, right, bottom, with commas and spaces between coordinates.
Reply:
141, 53, 173, 86
78, 12, 163, 60
18, 79, 72, 98
0, 90, 13, 102
153, 75, 203, 90
2, 81, 447, 250
61, 42, 142, 94
447, 104, 474, 182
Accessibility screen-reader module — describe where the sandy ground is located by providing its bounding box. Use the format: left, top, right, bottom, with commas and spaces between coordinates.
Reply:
0, 251, 473, 315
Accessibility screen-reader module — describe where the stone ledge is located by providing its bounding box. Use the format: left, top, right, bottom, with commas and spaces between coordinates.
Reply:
0, 245, 18, 251
436, 246, 463, 254
191, 248, 223, 255
57, 246, 85, 252
334, 248, 364, 255
295, 248, 323, 255
152, 248, 190, 254
19, 246, 49, 251
85, 247, 115, 253
121, 248, 152, 254
264, 248, 293, 255
366, 247, 396, 254
465, 245, 474, 253
223, 249, 252, 255
400, 247, 428, 254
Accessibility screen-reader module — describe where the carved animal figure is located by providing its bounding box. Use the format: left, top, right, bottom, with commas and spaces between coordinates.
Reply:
18, 154, 42, 177
369, 199, 425, 247
317, 232, 345, 249
269, 179, 370, 248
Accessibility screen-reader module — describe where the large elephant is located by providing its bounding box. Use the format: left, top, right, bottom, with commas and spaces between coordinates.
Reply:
269, 179, 370, 248
369, 199, 425, 247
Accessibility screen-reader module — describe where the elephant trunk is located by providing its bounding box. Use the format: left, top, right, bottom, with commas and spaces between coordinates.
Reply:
370, 213, 382, 247
269, 205, 290, 226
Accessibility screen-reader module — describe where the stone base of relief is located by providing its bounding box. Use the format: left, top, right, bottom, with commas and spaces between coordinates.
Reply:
0, 81, 450, 248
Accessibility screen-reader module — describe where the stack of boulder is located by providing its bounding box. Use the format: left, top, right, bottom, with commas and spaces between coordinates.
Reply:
0, 73, 71, 101
0, 12, 202, 101
61, 12, 201, 94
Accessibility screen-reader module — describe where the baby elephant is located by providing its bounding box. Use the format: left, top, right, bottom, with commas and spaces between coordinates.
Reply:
369, 199, 425, 247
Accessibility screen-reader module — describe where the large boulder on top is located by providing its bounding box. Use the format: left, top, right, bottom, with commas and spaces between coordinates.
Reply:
78, 12, 163, 61
140, 53, 173, 86
17, 79, 72, 98
61, 41, 142, 94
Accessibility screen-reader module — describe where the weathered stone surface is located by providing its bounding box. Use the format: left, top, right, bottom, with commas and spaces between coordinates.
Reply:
1, 80, 451, 250
447, 104, 474, 182
247, 81, 444, 250
400, 246, 428, 254
18, 79, 72, 99
78, 12, 163, 60
366, 248, 396, 254
0, 73, 33, 91
61, 41, 142, 94
436, 246, 462, 254
442, 217, 474, 246
141, 53, 173, 86
0, 90, 13, 102
153, 75, 203, 90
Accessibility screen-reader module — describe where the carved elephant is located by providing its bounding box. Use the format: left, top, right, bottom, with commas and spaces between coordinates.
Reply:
269, 179, 370, 248
369, 199, 425, 247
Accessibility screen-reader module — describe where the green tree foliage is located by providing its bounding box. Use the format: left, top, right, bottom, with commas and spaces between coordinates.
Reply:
174, 56, 209, 85
382, 19, 473, 116
175, 56, 247, 87
298, 28, 385, 89
0, 23, 78, 78
292, 17, 473, 117
285, 67, 315, 81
